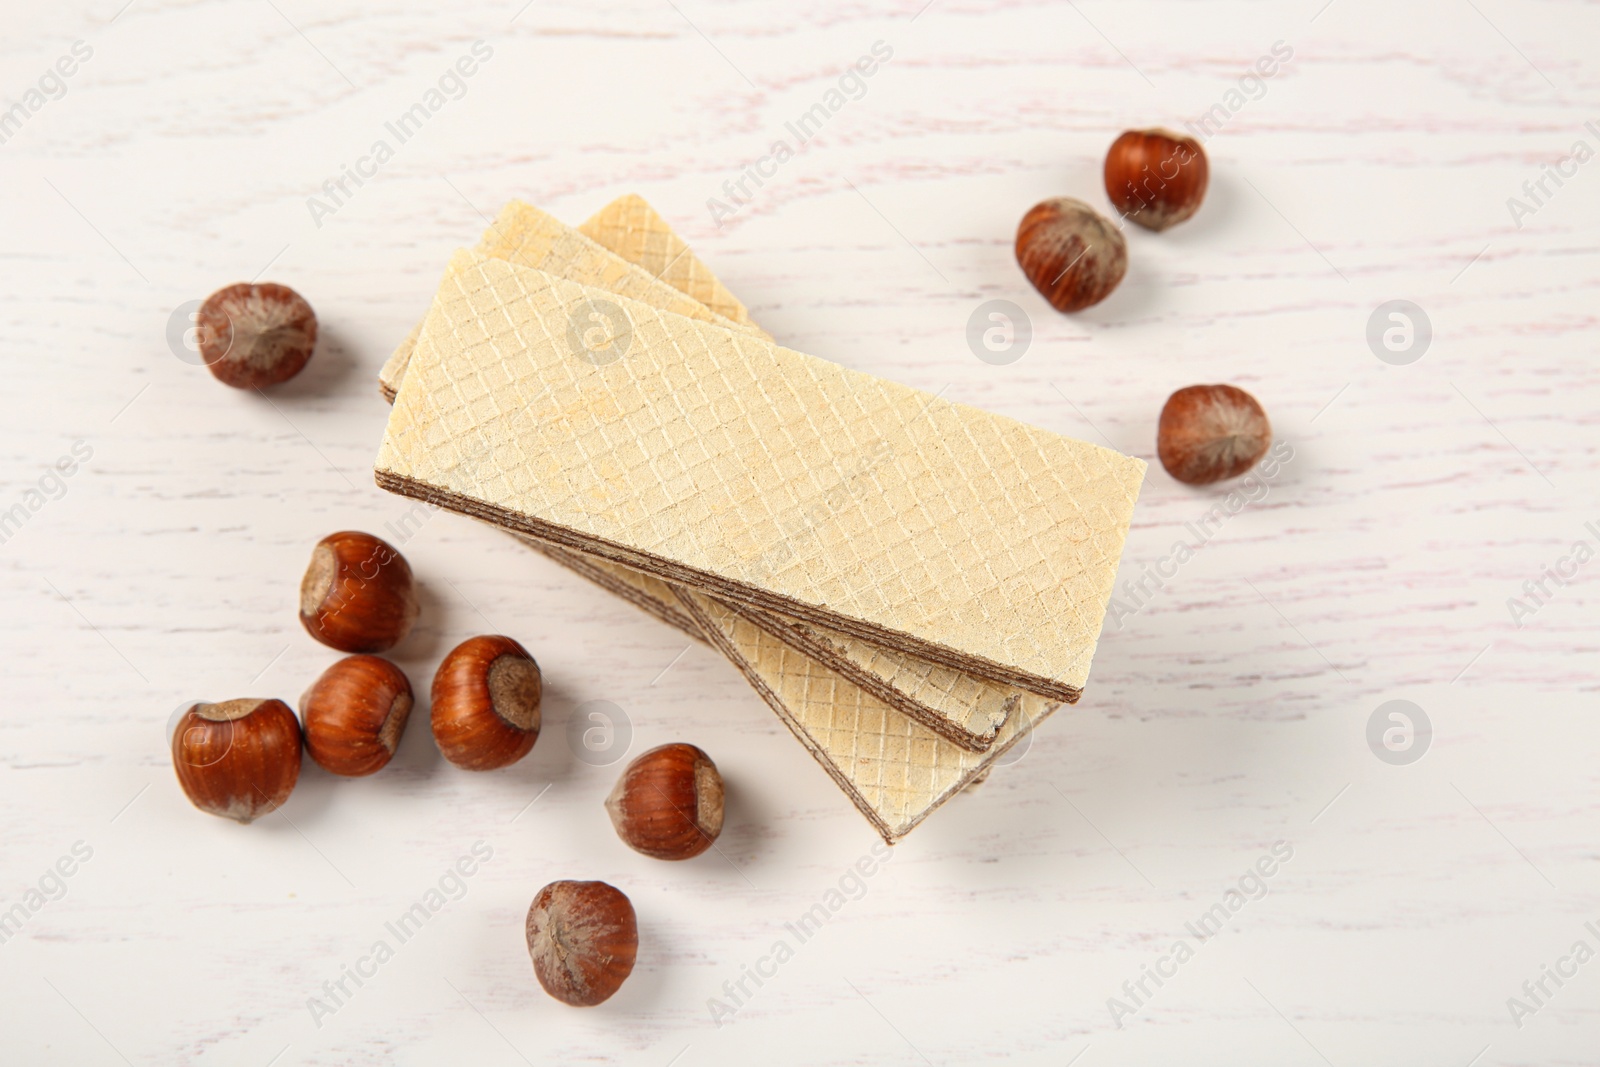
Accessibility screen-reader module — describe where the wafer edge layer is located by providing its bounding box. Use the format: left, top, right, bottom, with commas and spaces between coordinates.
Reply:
374, 467, 1084, 705
672, 587, 1057, 843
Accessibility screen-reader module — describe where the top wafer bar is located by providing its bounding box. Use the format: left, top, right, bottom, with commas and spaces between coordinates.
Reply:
377, 251, 1145, 700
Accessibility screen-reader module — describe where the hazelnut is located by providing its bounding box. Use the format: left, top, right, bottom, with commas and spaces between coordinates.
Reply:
525, 880, 638, 1006
1015, 198, 1127, 312
300, 655, 414, 776
431, 635, 541, 770
299, 531, 419, 653
1157, 384, 1272, 486
605, 743, 724, 860
196, 282, 317, 389
171, 698, 302, 823
1104, 128, 1209, 232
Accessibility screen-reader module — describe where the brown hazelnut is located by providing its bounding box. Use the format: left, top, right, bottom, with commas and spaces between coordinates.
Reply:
1015, 198, 1127, 312
171, 698, 302, 823
605, 743, 724, 860
431, 635, 541, 770
1104, 128, 1209, 232
300, 655, 413, 776
196, 282, 317, 389
299, 531, 419, 653
1157, 384, 1272, 485
525, 880, 638, 1006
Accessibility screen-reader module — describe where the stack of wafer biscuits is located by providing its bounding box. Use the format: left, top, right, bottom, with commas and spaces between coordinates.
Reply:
375, 196, 1145, 842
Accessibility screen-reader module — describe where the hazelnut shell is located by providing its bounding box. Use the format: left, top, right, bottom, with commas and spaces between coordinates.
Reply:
430, 635, 541, 770
299, 531, 419, 654
196, 282, 317, 389
1015, 198, 1128, 312
605, 743, 725, 860
525, 880, 638, 1006
1104, 128, 1209, 232
171, 698, 302, 823
1157, 384, 1272, 485
300, 655, 413, 776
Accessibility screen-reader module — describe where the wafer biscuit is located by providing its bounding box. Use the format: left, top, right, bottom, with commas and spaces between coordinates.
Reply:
376, 251, 1144, 700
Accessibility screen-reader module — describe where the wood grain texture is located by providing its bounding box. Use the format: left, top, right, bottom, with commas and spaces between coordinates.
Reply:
0, 1, 1597, 1065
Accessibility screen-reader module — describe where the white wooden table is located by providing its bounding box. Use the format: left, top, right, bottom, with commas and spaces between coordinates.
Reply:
2, 1, 1597, 1063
